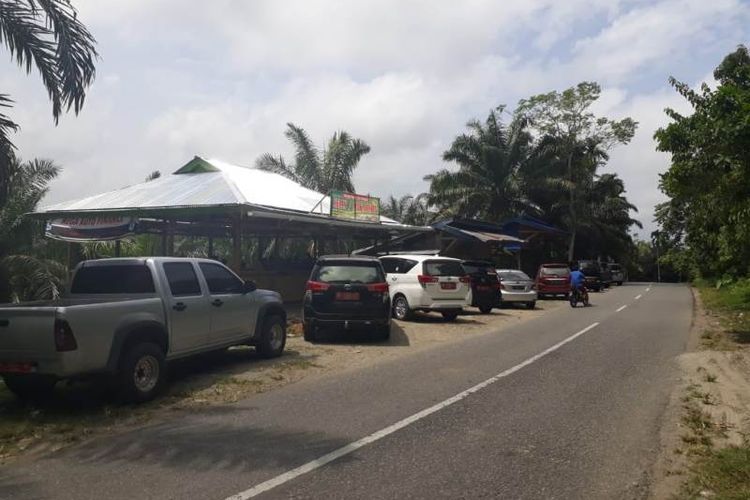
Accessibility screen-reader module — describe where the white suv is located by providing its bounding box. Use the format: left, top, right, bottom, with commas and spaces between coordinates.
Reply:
379, 254, 471, 321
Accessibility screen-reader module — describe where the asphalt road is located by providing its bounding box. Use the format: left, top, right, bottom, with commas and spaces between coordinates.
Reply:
0, 283, 692, 500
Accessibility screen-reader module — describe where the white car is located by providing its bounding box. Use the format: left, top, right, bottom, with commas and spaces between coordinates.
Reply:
496, 269, 538, 309
379, 254, 471, 321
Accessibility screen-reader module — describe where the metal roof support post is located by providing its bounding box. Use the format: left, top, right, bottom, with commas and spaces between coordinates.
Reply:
115, 240, 121, 258
516, 249, 521, 270
160, 220, 168, 256
231, 211, 243, 272
208, 237, 214, 259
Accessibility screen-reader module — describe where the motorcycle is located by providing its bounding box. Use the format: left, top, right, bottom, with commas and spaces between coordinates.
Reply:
569, 286, 590, 308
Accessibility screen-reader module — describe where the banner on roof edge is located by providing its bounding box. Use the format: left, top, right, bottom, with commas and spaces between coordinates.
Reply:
330, 191, 380, 222
45, 216, 137, 242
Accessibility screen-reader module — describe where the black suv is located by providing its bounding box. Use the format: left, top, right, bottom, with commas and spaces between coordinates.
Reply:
578, 260, 603, 292
462, 260, 502, 313
303, 256, 391, 342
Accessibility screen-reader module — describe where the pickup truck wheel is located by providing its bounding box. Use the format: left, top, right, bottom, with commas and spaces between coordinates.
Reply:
2, 374, 57, 400
118, 342, 165, 403
257, 315, 286, 359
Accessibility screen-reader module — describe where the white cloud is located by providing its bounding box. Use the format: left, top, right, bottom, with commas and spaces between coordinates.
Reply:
3, 0, 748, 243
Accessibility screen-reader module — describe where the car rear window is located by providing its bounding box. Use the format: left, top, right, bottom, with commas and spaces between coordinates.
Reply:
423, 260, 465, 277
540, 266, 569, 276
609, 264, 622, 271
71, 264, 155, 294
580, 262, 600, 274
462, 262, 495, 275
313, 262, 384, 284
499, 271, 531, 281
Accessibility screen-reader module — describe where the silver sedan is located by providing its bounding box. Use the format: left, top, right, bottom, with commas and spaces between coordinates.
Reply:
496, 269, 538, 309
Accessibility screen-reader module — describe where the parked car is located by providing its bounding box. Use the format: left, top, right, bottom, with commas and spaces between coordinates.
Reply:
461, 260, 502, 314
496, 269, 538, 309
379, 254, 470, 321
0, 258, 286, 403
578, 260, 604, 292
535, 263, 571, 299
609, 263, 626, 285
303, 256, 391, 342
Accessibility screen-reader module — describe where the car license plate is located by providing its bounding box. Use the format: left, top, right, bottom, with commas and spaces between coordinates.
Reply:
513, 286, 525, 291
477, 285, 490, 291
441, 282, 457, 290
335, 291, 360, 301
0, 362, 35, 373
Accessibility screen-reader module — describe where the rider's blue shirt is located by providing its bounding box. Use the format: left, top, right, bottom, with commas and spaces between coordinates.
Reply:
570, 270, 585, 288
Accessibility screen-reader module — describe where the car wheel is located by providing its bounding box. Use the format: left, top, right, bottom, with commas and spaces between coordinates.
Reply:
441, 311, 459, 321
479, 305, 493, 314
118, 342, 166, 403
2, 374, 57, 400
527, 301, 536, 310
257, 315, 286, 358
392, 295, 412, 321
303, 320, 317, 342
374, 323, 391, 342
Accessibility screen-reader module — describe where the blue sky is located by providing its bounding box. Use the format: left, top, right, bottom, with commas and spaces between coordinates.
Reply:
2, 0, 749, 237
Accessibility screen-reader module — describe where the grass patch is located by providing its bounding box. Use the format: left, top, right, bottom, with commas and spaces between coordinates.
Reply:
679, 445, 750, 499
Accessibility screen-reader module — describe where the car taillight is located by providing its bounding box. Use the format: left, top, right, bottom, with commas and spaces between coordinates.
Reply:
54, 319, 77, 352
417, 275, 438, 284
306, 281, 330, 292
459, 275, 471, 284
367, 282, 389, 293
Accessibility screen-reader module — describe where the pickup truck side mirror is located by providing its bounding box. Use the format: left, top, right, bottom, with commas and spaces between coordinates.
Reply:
243, 280, 257, 294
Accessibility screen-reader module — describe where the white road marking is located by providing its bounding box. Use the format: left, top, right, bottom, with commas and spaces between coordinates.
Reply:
635, 294, 642, 300
225, 322, 601, 500
616, 305, 628, 312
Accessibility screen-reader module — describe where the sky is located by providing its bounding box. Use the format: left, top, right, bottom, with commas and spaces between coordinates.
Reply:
2, 0, 749, 237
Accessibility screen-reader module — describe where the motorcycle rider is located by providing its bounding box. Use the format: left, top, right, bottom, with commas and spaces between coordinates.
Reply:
569, 263, 587, 301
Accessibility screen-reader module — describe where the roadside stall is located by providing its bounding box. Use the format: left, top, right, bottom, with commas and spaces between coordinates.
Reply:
30, 156, 430, 301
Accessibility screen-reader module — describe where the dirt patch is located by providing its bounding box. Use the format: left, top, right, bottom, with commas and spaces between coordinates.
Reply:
650, 288, 750, 499
0, 300, 565, 464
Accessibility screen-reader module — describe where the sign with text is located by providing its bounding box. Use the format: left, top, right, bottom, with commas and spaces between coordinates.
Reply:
45, 216, 137, 242
330, 191, 380, 222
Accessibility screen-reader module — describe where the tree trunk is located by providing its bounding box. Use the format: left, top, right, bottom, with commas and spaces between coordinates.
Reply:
566, 151, 576, 262
567, 229, 576, 262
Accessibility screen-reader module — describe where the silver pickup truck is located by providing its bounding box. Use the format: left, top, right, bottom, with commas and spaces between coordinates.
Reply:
0, 257, 287, 402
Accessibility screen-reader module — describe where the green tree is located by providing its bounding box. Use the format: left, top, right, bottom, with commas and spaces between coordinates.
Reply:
256, 123, 371, 194
426, 106, 536, 222
0, 0, 98, 206
381, 193, 432, 226
0, 155, 66, 302
516, 82, 637, 260
655, 45, 750, 278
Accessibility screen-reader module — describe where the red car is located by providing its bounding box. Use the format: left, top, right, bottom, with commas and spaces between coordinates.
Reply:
535, 263, 571, 298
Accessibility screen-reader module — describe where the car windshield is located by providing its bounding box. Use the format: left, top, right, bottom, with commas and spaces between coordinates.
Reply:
499, 271, 531, 281
424, 260, 465, 276
313, 263, 383, 284
541, 266, 569, 276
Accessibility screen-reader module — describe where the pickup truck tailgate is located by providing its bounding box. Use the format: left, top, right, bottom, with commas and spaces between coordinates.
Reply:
0, 308, 57, 357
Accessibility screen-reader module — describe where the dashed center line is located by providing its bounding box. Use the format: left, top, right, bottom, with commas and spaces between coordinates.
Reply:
616, 305, 628, 312
635, 294, 642, 300
225, 322, 601, 500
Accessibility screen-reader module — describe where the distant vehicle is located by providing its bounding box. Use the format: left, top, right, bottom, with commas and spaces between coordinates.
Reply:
609, 263, 626, 285
535, 263, 571, 298
496, 269, 537, 309
379, 254, 470, 321
0, 258, 286, 403
600, 263, 613, 288
578, 260, 604, 292
303, 256, 391, 342
461, 260, 502, 314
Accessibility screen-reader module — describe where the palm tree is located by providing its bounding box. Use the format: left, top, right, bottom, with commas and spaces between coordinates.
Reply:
0, 155, 66, 302
256, 123, 371, 194
0, 1, 97, 206
381, 193, 432, 226
425, 106, 536, 223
